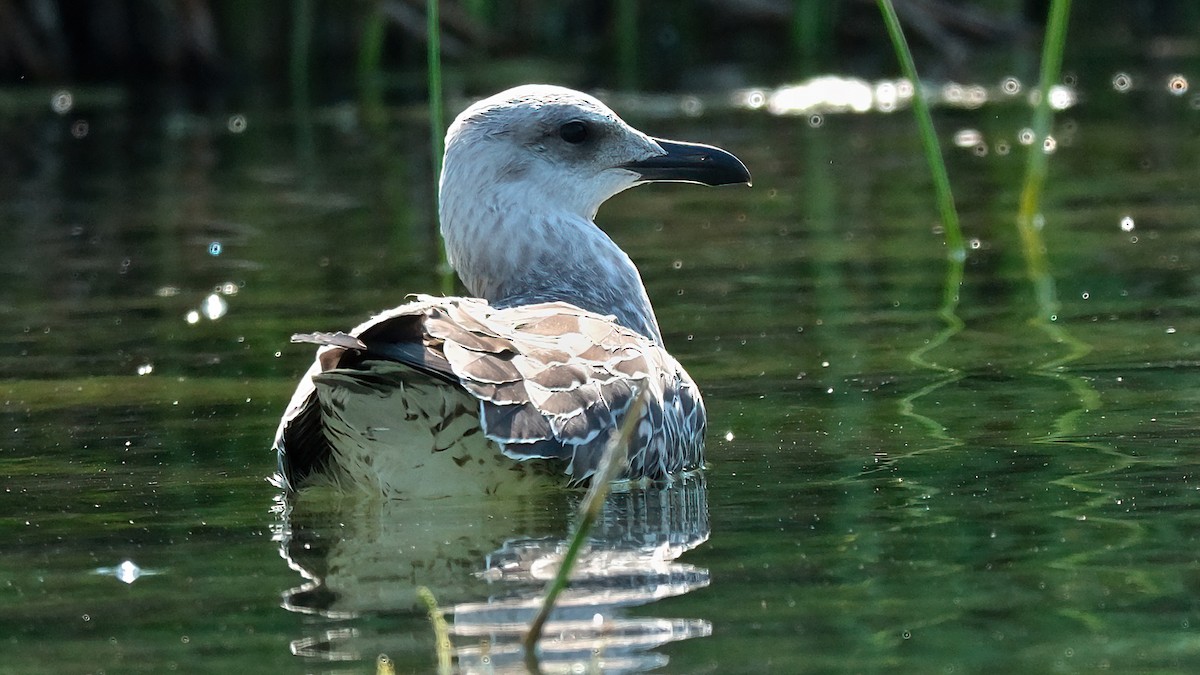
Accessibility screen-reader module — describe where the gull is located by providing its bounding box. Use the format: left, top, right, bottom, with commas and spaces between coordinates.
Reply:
272, 85, 750, 498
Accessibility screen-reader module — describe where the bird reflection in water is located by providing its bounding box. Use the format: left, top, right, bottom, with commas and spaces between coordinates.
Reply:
274, 476, 710, 672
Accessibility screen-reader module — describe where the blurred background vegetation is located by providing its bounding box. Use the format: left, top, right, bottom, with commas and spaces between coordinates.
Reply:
0, 0, 1197, 101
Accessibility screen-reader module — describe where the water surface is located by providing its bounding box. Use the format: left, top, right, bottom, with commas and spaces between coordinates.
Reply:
2, 77, 1198, 672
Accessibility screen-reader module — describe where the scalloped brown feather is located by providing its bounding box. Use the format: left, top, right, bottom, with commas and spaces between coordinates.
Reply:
273, 294, 705, 492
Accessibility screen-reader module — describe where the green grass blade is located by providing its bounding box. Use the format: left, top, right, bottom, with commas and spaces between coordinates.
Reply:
426, 0, 444, 181
425, 0, 453, 294
1014, 0, 1088, 361
1017, 0, 1072, 227
358, 4, 387, 116
1014, 0, 1071, 326
875, 0, 964, 261
522, 392, 647, 670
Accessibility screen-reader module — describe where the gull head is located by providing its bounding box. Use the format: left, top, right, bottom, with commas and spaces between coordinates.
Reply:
437, 84, 749, 339
440, 84, 750, 223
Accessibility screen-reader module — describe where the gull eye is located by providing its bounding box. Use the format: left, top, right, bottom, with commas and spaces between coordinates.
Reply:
559, 120, 588, 144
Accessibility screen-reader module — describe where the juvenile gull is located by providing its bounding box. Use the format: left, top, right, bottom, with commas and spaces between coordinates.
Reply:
273, 84, 750, 497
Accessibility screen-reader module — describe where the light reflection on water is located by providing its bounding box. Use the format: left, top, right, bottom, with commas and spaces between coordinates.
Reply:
276, 479, 711, 671
731, 75, 1078, 116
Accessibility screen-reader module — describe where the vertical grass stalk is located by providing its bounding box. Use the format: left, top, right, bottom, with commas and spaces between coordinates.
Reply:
875, 0, 964, 261
1013, 0, 1089, 366
358, 3, 387, 126
1014, 0, 1072, 328
426, 0, 453, 294
426, 0, 445, 181
522, 392, 647, 670
1017, 0, 1072, 228
877, 0, 966, 379
1011, 1, 1100, 469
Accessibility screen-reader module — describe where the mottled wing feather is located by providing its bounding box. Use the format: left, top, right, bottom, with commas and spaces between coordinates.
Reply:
276, 294, 705, 488
442, 340, 523, 384
519, 347, 577, 367
433, 296, 708, 480
610, 353, 651, 378
459, 379, 528, 405
546, 395, 609, 444
523, 360, 590, 390
524, 379, 603, 416
424, 309, 514, 353
425, 300, 502, 338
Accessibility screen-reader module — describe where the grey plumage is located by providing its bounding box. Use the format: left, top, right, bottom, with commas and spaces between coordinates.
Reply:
273, 85, 749, 497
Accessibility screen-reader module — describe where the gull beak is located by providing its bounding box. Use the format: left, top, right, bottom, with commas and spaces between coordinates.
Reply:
623, 138, 752, 187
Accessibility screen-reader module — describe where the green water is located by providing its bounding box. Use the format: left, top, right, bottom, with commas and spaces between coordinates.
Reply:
2, 78, 1198, 673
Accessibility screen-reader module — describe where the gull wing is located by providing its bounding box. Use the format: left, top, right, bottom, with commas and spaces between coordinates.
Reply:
274, 295, 704, 489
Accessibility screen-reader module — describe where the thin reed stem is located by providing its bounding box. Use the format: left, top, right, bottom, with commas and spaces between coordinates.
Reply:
425, 0, 453, 294
358, 4, 387, 127
1013, 0, 1088, 361
1017, 0, 1072, 228
522, 392, 647, 671
875, 0, 965, 261
1014, 0, 1071, 326
426, 0, 445, 182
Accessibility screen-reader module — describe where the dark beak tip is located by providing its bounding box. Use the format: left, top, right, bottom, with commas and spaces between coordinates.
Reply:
627, 137, 752, 188
730, 162, 752, 187
716, 163, 752, 188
